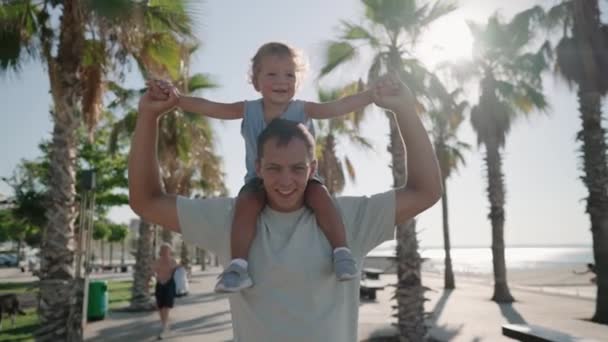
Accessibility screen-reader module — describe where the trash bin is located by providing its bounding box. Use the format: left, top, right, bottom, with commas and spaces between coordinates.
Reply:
87, 280, 108, 321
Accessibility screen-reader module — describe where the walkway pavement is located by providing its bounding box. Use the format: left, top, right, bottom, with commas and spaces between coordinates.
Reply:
82, 267, 608, 341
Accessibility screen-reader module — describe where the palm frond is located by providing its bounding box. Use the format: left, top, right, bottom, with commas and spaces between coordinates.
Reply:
0, 1, 42, 74
188, 73, 217, 94
319, 41, 358, 77
340, 21, 379, 47
344, 156, 356, 183
543, 1, 572, 31
417, 1, 458, 32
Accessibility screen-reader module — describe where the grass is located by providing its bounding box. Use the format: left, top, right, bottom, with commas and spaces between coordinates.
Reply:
0, 308, 38, 342
107, 280, 133, 309
0, 279, 134, 340
0, 282, 38, 296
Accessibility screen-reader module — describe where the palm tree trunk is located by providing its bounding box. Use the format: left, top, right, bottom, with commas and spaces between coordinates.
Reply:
485, 140, 514, 303
36, 1, 85, 339
180, 240, 191, 274
197, 248, 206, 271
387, 112, 426, 341
100, 240, 105, 266
129, 220, 155, 311
16, 239, 23, 264
441, 177, 455, 289
576, 89, 608, 323
109, 243, 113, 268
121, 240, 125, 267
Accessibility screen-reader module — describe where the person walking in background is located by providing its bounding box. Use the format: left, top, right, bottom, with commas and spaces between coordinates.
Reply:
151, 243, 178, 339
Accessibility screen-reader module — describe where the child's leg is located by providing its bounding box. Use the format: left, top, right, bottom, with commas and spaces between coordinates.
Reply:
305, 180, 357, 280
215, 180, 265, 293
304, 181, 347, 249
230, 188, 266, 260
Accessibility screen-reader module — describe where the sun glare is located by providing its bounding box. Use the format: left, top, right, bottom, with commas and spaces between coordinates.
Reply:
417, 12, 474, 68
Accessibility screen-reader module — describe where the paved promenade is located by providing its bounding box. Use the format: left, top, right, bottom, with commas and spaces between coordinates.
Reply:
82, 267, 608, 341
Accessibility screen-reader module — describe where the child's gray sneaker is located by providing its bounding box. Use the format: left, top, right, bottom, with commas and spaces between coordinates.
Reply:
214, 262, 253, 293
333, 249, 358, 281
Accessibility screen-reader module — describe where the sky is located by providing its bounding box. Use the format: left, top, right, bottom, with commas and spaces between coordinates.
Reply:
0, 0, 605, 248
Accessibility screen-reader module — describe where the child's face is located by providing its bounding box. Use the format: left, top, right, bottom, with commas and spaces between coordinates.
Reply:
255, 54, 297, 105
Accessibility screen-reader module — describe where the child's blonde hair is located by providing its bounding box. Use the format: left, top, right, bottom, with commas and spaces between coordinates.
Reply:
249, 42, 308, 90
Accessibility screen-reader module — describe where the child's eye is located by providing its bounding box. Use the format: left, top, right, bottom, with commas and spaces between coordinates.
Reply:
287, 73, 295, 78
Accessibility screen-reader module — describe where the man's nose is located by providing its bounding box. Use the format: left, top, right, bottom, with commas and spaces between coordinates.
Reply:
278, 170, 292, 185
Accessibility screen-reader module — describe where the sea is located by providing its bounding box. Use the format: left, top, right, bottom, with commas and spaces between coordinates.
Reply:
367, 240, 594, 274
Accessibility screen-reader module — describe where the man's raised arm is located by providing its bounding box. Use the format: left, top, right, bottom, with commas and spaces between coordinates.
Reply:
128, 88, 181, 232
374, 76, 443, 224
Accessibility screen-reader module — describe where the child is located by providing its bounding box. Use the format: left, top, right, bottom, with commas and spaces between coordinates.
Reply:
151, 42, 381, 293
151, 243, 178, 339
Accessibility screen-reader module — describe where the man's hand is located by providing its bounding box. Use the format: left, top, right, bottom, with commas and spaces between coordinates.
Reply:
139, 82, 179, 119
372, 75, 416, 113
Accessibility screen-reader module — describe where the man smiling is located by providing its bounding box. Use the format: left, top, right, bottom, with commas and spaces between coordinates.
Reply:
128, 75, 442, 341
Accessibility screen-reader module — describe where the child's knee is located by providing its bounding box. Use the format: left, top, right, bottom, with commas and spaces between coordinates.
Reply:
305, 181, 330, 209
236, 190, 266, 212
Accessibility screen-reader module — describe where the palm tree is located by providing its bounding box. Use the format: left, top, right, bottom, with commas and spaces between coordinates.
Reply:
155, 45, 226, 256
544, 0, 608, 323
315, 81, 373, 195
0, 1, 195, 338
427, 89, 469, 289
452, 7, 549, 302
319, 0, 457, 338
130, 220, 155, 310
93, 221, 110, 267
108, 223, 128, 268
108, 55, 226, 310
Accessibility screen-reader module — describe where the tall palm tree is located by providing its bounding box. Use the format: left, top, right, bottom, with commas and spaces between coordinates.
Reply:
319, 0, 457, 338
156, 45, 226, 247
315, 81, 373, 195
0, 1, 195, 338
452, 7, 549, 302
428, 89, 469, 289
108, 58, 226, 310
545, 0, 608, 323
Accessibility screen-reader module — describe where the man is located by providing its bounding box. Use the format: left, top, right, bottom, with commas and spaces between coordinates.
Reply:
129, 75, 442, 341
151, 243, 178, 339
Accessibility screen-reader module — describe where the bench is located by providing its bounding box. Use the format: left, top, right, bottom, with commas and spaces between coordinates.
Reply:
360, 279, 384, 300
502, 323, 599, 342
362, 267, 383, 280
359, 268, 385, 300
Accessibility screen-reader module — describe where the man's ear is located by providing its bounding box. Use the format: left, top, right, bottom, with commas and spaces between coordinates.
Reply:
309, 159, 317, 177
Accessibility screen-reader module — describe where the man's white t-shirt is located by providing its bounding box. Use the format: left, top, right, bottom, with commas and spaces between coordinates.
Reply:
177, 190, 395, 342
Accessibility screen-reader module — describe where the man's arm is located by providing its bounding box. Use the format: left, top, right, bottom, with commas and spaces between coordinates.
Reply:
304, 89, 373, 119
374, 76, 443, 225
128, 89, 181, 232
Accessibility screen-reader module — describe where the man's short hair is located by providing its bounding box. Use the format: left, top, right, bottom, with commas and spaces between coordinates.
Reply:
257, 119, 315, 160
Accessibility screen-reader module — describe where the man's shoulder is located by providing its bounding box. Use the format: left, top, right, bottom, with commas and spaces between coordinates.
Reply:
334, 190, 395, 206
177, 195, 235, 209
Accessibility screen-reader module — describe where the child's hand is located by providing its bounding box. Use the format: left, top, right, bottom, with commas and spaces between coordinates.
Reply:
372, 75, 415, 113
146, 79, 178, 101
138, 84, 180, 118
